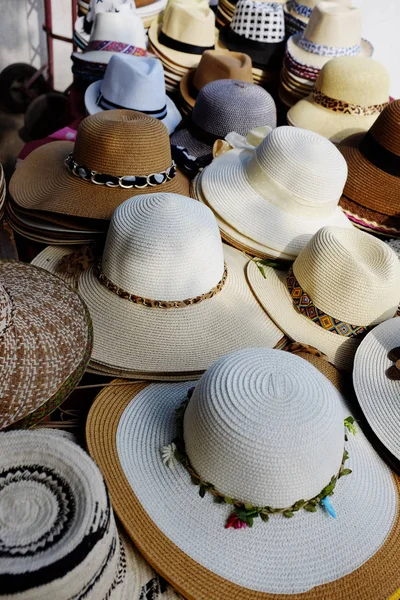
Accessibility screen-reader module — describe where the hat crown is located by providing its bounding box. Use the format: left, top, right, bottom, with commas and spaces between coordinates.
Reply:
183, 348, 345, 507
192, 50, 253, 91
293, 226, 400, 325
102, 193, 225, 299
0, 283, 12, 336
231, 0, 285, 43
251, 126, 347, 204
162, 0, 215, 47
192, 79, 277, 136
73, 110, 172, 177
302, 1, 362, 48
89, 12, 146, 47
369, 99, 400, 157
87, 0, 136, 23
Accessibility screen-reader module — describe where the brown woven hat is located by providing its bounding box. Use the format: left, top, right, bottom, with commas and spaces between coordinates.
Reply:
339, 100, 400, 238
9, 110, 189, 221
179, 49, 253, 109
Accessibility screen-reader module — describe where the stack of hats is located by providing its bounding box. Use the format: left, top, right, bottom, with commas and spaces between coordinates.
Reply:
218, 0, 286, 88
280, 1, 373, 108
283, 0, 349, 37
0, 162, 5, 220
216, 0, 284, 29
8, 111, 188, 244
78, 0, 89, 16
148, 0, 216, 94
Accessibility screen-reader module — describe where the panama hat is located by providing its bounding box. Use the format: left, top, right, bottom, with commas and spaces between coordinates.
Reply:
73, 0, 137, 49
287, 56, 390, 143
9, 110, 189, 221
86, 347, 400, 600
0, 429, 182, 599
283, 0, 350, 36
339, 100, 400, 238
246, 226, 400, 371
0, 261, 92, 431
194, 126, 351, 259
84, 55, 182, 134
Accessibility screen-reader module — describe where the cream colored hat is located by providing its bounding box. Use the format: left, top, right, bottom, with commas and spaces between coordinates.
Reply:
246, 226, 400, 371
194, 126, 352, 259
284, 0, 350, 34
31, 193, 284, 377
287, 56, 390, 143
287, 1, 373, 71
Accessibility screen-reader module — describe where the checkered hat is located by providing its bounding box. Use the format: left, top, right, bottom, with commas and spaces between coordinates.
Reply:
230, 0, 285, 43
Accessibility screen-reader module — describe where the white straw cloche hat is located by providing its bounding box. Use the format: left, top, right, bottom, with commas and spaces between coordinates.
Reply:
86, 348, 400, 600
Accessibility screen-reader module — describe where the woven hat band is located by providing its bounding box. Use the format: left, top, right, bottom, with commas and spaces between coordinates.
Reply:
96, 92, 168, 119
287, 266, 371, 337
360, 132, 400, 178
85, 40, 150, 56
291, 0, 312, 18
0, 283, 12, 337
158, 31, 214, 55
97, 261, 228, 308
298, 36, 361, 57
312, 89, 388, 116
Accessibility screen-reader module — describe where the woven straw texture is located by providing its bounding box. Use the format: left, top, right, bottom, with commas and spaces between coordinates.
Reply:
86, 350, 400, 599
0, 261, 92, 430
230, 1, 285, 43
9, 111, 189, 220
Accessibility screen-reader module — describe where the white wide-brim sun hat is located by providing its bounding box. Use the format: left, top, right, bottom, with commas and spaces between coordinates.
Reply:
84, 79, 182, 134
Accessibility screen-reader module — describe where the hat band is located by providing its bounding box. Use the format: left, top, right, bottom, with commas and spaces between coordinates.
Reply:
96, 92, 168, 120
287, 266, 371, 337
359, 132, 400, 178
291, 1, 312, 18
312, 89, 388, 116
64, 153, 177, 189
187, 119, 221, 147
97, 262, 228, 308
85, 40, 150, 57
158, 31, 214, 55
284, 50, 320, 81
297, 36, 361, 57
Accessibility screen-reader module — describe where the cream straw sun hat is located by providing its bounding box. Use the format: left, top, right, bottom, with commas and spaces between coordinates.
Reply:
246, 226, 400, 371
193, 126, 352, 259
0, 429, 181, 599
86, 347, 400, 600
283, 0, 350, 36
31, 193, 285, 377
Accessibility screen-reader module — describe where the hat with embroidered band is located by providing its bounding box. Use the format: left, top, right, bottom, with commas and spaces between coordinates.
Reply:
287, 56, 390, 143
0, 261, 92, 431
84, 55, 182, 134
338, 100, 400, 239
246, 226, 400, 371
192, 126, 352, 259
9, 110, 189, 221
73, 0, 137, 50
0, 429, 182, 599
86, 347, 400, 600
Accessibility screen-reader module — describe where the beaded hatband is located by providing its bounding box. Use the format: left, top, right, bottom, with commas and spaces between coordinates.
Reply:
313, 89, 388, 116
290, 0, 312, 18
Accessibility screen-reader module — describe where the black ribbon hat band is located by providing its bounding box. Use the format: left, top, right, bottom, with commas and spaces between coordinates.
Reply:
158, 30, 214, 55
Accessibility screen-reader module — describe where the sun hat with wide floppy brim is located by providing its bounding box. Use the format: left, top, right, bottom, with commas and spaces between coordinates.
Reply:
86, 369, 400, 599
0, 261, 92, 431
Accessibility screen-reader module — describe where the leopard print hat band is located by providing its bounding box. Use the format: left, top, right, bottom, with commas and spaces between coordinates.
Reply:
312, 88, 389, 116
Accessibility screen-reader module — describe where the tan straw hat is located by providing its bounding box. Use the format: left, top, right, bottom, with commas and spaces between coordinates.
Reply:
86, 347, 400, 600
9, 110, 189, 221
283, 0, 350, 36
287, 56, 390, 143
246, 226, 400, 371
339, 100, 400, 238
0, 261, 92, 431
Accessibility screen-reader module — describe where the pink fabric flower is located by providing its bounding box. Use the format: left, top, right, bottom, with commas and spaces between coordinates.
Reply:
225, 514, 248, 529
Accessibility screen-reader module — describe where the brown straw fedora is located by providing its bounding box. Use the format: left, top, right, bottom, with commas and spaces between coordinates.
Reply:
339, 100, 400, 238
9, 110, 189, 221
179, 49, 253, 109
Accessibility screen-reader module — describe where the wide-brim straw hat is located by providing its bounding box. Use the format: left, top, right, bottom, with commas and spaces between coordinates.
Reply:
0, 261, 92, 430
86, 349, 400, 600
9, 111, 189, 221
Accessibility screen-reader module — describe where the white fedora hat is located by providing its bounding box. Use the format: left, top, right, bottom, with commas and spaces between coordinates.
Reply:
195, 126, 352, 258
85, 54, 182, 134
246, 226, 400, 370
74, 0, 137, 48
86, 347, 400, 599
30, 193, 285, 376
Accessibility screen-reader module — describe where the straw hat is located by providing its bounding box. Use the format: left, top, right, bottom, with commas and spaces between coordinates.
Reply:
283, 0, 350, 36
73, 0, 137, 49
179, 49, 253, 110
0, 261, 92, 430
148, 0, 216, 70
86, 347, 400, 600
84, 55, 182, 134
194, 126, 351, 258
287, 1, 373, 71
246, 226, 400, 371
287, 56, 390, 143
171, 79, 277, 163
339, 100, 400, 238
9, 110, 189, 221
0, 429, 182, 599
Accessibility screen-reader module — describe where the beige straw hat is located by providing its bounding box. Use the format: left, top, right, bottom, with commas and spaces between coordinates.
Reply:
9, 110, 189, 221
86, 347, 400, 600
0, 261, 92, 430
287, 56, 390, 143
246, 226, 400, 371
30, 193, 285, 377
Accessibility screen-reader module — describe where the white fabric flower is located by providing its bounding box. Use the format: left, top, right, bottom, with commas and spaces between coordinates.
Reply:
161, 443, 177, 469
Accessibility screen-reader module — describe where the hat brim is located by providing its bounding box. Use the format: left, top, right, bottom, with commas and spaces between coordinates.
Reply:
286, 34, 374, 70
84, 81, 182, 134
179, 70, 197, 109
198, 148, 352, 257
9, 141, 190, 220
148, 21, 212, 70
170, 126, 212, 160
86, 377, 400, 600
30, 243, 285, 375
246, 259, 360, 371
